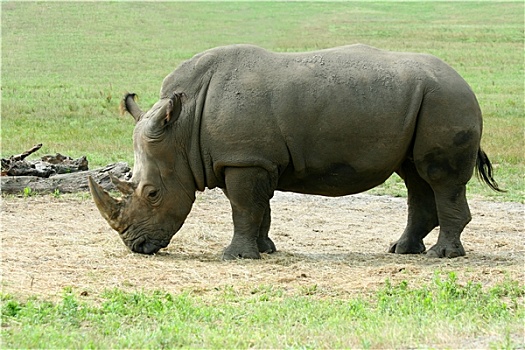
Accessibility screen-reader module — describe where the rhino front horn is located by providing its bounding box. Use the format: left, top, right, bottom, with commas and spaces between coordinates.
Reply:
88, 175, 124, 231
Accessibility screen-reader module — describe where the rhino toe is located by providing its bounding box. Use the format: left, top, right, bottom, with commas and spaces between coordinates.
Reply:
222, 244, 261, 260
257, 237, 277, 254
426, 242, 465, 258
388, 239, 425, 255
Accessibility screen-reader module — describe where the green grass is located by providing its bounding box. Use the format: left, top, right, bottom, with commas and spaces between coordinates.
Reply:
2, 273, 523, 349
2, 2, 523, 200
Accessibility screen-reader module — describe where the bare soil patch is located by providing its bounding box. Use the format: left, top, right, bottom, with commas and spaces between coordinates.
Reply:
2, 190, 523, 301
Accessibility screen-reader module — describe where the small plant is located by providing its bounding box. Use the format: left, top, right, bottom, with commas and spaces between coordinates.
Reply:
22, 187, 33, 197
52, 188, 61, 198
300, 284, 319, 296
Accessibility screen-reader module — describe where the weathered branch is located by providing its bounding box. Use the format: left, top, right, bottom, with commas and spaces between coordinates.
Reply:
2, 148, 89, 178
1, 144, 44, 175
12, 143, 43, 162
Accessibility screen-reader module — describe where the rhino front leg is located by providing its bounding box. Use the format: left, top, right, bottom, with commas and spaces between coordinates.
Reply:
222, 167, 276, 260
257, 206, 277, 254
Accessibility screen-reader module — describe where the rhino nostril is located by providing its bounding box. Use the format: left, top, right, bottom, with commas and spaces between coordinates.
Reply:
142, 242, 161, 255
131, 237, 146, 253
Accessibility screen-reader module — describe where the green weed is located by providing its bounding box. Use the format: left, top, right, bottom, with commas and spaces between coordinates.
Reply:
22, 187, 33, 198
52, 188, 61, 199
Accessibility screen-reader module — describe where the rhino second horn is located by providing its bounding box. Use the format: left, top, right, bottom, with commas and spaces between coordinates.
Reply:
110, 173, 135, 196
88, 176, 123, 231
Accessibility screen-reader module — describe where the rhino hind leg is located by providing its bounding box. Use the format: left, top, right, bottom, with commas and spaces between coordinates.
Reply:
425, 184, 470, 258
222, 167, 277, 260
410, 136, 475, 258
390, 160, 438, 254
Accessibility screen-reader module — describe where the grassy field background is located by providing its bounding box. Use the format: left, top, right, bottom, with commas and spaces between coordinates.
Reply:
2, 1, 523, 201
1, 2, 524, 348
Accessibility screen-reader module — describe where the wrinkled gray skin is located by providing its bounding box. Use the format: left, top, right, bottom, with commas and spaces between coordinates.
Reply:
89, 44, 502, 259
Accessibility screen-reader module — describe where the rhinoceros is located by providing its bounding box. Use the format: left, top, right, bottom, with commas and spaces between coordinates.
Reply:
88, 44, 502, 259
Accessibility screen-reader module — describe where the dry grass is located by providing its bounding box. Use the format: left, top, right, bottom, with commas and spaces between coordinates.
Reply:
2, 189, 523, 302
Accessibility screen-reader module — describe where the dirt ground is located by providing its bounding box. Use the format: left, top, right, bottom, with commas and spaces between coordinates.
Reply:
1, 189, 523, 301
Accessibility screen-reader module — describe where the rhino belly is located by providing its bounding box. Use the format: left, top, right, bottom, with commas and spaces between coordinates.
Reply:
276, 162, 395, 197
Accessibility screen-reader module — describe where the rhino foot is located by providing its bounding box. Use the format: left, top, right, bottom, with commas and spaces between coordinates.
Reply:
388, 238, 425, 255
257, 236, 277, 254
222, 244, 261, 260
426, 242, 465, 258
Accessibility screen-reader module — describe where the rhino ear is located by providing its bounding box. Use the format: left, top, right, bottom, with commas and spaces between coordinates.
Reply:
120, 93, 144, 124
152, 92, 184, 127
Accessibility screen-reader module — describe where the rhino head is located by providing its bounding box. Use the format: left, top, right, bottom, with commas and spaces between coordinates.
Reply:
89, 92, 196, 254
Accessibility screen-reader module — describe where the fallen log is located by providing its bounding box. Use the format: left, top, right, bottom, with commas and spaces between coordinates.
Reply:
0, 162, 131, 195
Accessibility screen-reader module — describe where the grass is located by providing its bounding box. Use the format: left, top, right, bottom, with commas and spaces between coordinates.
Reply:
1, 2, 523, 201
2, 273, 523, 349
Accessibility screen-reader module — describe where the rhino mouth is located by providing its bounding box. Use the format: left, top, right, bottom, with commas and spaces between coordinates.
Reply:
123, 223, 183, 255
130, 236, 170, 255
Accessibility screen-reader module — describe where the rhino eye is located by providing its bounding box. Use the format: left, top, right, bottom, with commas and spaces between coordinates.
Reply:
142, 186, 161, 204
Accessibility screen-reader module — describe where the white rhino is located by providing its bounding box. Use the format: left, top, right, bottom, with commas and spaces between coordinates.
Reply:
89, 44, 502, 259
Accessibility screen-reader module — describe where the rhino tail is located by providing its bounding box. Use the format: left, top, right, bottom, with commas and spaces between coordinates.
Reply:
475, 148, 505, 192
